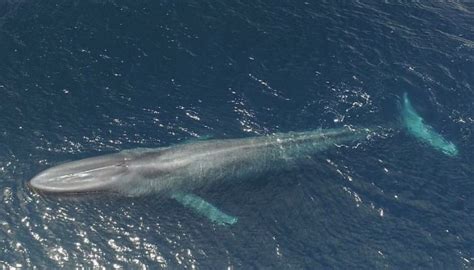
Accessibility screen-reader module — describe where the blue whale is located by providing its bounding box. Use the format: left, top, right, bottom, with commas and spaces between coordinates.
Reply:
29, 94, 458, 225
30, 127, 376, 224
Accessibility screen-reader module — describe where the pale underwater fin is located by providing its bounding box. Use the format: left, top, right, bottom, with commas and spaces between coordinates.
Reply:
171, 192, 238, 225
400, 93, 458, 156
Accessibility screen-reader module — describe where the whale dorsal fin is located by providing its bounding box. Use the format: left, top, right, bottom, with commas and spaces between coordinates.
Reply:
171, 192, 237, 225
180, 135, 215, 145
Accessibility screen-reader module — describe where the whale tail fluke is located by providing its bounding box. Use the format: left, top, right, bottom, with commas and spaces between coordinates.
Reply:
400, 93, 458, 157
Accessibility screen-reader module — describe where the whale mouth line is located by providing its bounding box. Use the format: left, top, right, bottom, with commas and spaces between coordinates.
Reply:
27, 181, 115, 196
28, 173, 118, 195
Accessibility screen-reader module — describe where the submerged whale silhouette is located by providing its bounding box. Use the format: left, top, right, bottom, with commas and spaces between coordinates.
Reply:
28, 94, 458, 225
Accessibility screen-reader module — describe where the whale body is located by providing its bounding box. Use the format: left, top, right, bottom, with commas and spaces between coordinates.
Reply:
30, 127, 375, 195
28, 94, 458, 225
29, 127, 375, 224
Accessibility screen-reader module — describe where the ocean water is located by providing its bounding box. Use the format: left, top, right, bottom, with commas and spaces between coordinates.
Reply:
0, 1, 473, 268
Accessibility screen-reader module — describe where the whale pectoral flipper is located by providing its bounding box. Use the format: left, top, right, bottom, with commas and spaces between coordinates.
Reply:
171, 192, 238, 225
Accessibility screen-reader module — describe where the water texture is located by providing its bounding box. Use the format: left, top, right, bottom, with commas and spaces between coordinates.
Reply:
0, 1, 473, 268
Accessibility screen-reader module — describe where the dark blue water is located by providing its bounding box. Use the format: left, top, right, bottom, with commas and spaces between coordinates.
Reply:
1, 1, 473, 268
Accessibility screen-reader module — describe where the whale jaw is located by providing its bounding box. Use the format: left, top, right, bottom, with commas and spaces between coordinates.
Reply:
29, 153, 129, 194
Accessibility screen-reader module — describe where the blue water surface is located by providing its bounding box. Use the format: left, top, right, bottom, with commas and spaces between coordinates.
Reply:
0, 1, 473, 268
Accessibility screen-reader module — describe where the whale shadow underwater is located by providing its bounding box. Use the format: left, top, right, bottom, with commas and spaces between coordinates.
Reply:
28, 93, 458, 225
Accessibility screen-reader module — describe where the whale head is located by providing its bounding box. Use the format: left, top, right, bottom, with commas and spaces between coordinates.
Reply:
28, 152, 130, 194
